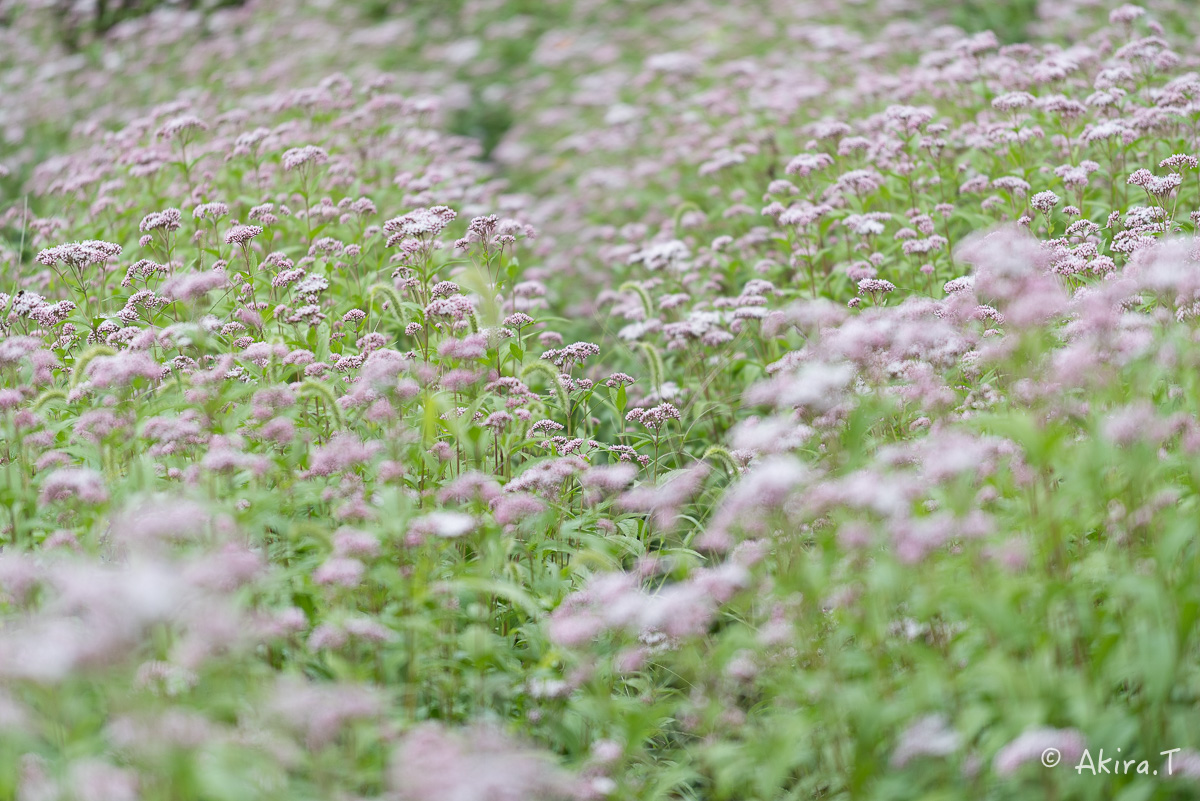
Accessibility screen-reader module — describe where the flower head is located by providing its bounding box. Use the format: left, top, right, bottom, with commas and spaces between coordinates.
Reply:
281, 145, 329, 171
225, 224, 264, 245
36, 241, 122, 268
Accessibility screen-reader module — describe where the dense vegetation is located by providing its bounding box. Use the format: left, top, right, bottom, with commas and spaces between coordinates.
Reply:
4, 0, 1200, 798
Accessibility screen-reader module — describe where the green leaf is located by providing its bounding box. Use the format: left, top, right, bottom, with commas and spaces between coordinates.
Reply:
452, 577, 544, 616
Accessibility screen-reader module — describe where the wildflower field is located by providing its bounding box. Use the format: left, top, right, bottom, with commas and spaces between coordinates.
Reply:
6, 0, 1200, 797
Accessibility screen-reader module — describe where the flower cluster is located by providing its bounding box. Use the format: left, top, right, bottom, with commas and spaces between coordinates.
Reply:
3, 0, 1200, 799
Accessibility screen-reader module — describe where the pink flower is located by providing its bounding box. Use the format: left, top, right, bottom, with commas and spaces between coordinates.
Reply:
383, 206, 457, 240
857, 278, 895, 296
224, 224, 264, 245
1030, 191, 1060, 214
991, 91, 1035, 112
784, 152, 834, 177
390, 722, 578, 801
1109, 3, 1145, 24
155, 114, 208, 141
39, 468, 108, 504
1164, 749, 1200, 780
332, 528, 379, 558
83, 352, 163, 389
281, 145, 329, 171
994, 727, 1086, 775
408, 512, 476, 540
192, 202, 229, 221
139, 208, 182, 233
313, 557, 365, 588
491, 493, 545, 525
68, 759, 139, 801
308, 434, 380, 476
36, 240, 122, 268
268, 677, 377, 749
